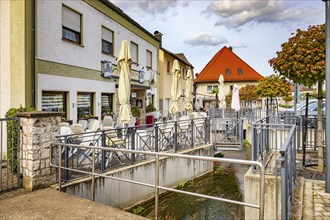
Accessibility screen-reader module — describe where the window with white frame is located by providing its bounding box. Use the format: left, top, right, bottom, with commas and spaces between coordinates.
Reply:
130, 41, 138, 64
207, 85, 218, 93
146, 50, 152, 69
102, 27, 113, 56
62, 5, 81, 44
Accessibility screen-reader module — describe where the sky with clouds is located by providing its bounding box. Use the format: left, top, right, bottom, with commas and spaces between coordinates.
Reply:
110, 0, 325, 76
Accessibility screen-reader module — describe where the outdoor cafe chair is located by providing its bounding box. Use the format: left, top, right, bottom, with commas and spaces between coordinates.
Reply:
103, 116, 113, 127
87, 119, 100, 132
78, 120, 88, 130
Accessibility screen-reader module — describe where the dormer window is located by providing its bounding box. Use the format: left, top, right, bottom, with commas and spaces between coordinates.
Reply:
225, 69, 230, 75
238, 68, 242, 75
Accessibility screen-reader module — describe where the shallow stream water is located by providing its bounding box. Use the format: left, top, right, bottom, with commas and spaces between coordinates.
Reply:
132, 169, 244, 219
129, 146, 252, 220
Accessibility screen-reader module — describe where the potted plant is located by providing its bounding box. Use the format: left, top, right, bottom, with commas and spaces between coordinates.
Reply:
131, 106, 141, 126
146, 104, 156, 125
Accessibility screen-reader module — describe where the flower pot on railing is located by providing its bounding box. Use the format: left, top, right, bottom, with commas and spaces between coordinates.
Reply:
146, 115, 154, 126
135, 118, 141, 126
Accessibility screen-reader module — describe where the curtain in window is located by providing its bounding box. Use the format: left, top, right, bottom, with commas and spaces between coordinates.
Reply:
146, 50, 152, 68
62, 6, 80, 32
130, 42, 138, 63
77, 93, 93, 118
42, 93, 64, 111
102, 27, 113, 43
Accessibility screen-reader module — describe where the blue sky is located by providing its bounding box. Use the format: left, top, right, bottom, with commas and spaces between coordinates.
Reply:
111, 0, 325, 76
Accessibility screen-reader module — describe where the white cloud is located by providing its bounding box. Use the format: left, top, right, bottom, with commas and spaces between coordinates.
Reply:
110, 0, 190, 18
204, 0, 307, 28
184, 32, 228, 47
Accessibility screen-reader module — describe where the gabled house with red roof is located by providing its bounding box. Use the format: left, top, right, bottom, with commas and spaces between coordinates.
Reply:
194, 46, 264, 109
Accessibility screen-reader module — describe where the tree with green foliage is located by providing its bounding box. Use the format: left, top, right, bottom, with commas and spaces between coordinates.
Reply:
269, 24, 325, 171
225, 91, 232, 107
5, 106, 35, 172
210, 88, 219, 108
256, 74, 291, 110
239, 84, 259, 108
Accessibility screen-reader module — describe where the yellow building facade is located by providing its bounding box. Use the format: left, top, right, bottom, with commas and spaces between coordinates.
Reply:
157, 45, 194, 117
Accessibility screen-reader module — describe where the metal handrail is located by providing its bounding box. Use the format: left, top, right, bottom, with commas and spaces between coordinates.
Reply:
50, 142, 265, 220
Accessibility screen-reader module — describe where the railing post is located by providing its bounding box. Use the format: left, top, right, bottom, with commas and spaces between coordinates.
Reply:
174, 121, 178, 153
191, 120, 194, 148
155, 124, 159, 152
131, 128, 136, 164
58, 145, 62, 192
239, 119, 243, 151
205, 117, 210, 144
92, 148, 95, 201
101, 131, 106, 172
302, 116, 308, 166
280, 154, 288, 220
154, 153, 160, 220
64, 136, 69, 182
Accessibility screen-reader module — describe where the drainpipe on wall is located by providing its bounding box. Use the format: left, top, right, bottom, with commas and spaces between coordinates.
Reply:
31, 0, 36, 108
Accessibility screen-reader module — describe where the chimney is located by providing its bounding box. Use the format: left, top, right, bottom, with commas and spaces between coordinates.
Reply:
228, 46, 233, 51
154, 30, 163, 47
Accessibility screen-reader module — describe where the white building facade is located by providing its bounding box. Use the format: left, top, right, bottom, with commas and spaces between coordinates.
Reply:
36, 0, 159, 123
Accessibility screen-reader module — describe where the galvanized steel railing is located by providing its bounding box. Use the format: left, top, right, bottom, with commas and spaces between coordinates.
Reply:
55, 117, 210, 181
211, 118, 243, 150
0, 118, 21, 193
277, 125, 297, 220
50, 143, 265, 220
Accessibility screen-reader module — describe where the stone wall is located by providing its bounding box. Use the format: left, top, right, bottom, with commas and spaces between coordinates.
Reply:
17, 111, 62, 191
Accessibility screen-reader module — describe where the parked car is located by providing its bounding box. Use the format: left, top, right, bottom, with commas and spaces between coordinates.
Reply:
306, 101, 325, 116
286, 99, 317, 111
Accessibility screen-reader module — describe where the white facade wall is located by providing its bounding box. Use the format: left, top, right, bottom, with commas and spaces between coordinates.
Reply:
37, 0, 157, 74
36, 0, 158, 122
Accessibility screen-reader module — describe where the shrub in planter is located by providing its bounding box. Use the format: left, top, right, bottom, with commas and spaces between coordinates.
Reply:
131, 106, 140, 118
146, 104, 156, 115
131, 106, 141, 126
5, 106, 35, 172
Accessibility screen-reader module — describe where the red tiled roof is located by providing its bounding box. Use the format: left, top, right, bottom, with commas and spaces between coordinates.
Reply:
194, 46, 264, 83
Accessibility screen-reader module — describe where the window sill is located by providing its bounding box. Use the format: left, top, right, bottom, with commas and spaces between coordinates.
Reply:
62, 38, 84, 47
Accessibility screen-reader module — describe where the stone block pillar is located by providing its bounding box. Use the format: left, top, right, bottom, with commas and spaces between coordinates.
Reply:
16, 111, 63, 191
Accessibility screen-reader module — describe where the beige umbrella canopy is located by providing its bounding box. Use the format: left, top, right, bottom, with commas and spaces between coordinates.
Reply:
118, 40, 132, 124
184, 69, 193, 111
218, 74, 226, 108
231, 84, 240, 112
170, 60, 181, 115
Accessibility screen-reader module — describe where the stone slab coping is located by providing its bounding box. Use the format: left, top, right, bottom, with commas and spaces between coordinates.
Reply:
16, 111, 64, 118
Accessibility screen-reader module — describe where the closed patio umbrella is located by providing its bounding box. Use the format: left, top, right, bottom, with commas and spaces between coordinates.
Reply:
218, 74, 226, 108
170, 60, 180, 115
184, 68, 193, 111
231, 84, 240, 112
118, 40, 132, 124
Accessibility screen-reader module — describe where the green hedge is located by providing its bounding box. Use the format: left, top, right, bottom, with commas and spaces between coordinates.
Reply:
5, 106, 35, 172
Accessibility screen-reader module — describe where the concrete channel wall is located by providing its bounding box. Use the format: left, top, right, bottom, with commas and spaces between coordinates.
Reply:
64, 145, 214, 209
244, 154, 282, 220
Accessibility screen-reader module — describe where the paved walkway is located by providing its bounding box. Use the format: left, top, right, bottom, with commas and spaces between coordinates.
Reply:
0, 188, 148, 220
302, 179, 330, 220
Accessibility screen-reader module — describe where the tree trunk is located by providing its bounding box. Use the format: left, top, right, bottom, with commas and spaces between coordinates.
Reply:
317, 82, 324, 172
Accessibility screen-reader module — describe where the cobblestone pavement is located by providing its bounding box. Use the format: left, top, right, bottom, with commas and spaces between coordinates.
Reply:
303, 180, 330, 220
